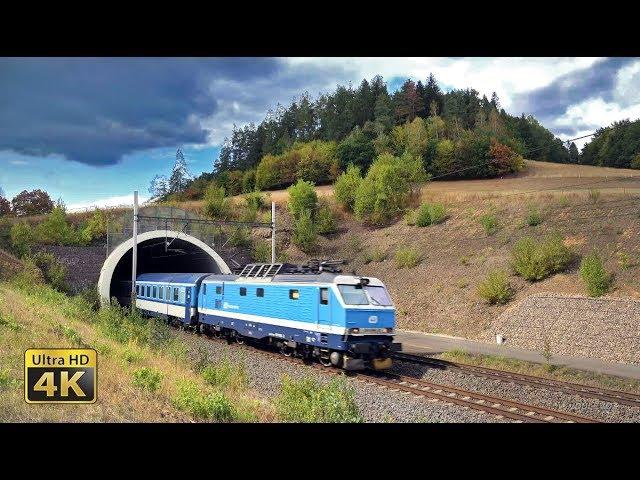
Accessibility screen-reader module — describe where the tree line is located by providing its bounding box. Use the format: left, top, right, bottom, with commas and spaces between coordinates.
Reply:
148, 74, 583, 200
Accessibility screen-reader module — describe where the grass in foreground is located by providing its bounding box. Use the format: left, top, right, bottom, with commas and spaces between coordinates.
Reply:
439, 349, 640, 395
0, 280, 275, 422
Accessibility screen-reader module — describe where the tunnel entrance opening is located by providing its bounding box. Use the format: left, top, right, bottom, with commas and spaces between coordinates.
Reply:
99, 230, 231, 307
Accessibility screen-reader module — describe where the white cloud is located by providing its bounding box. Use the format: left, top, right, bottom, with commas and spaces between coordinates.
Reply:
284, 57, 602, 111
553, 97, 640, 149
9, 159, 29, 166
614, 60, 640, 106
67, 193, 149, 212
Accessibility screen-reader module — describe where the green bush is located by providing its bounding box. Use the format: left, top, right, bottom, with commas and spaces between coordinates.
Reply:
242, 169, 256, 193
395, 247, 422, 268
414, 202, 446, 227
172, 380, 235, 421
287, 179, 318, 220
204, 185, 229, 219
228, 227, 251, 248
579, 251, 611, 297
334, 164, 362, 212
275, 376, 362, 423
201, 359, 248, 391
251, 241, 271, 262
479, 214, 499, 235
81, 209, 108, 242
35, 206, 83, 245
316, 204, 336, 234
132, 367, 163, 392
415, 203, 432, 227
30, 251, 67, 291
588, 189, 601, 204
363, 248, 386, 264
477, 270, 513, 304
526, 206, 542, 226
511, 235, 573, 281
292, 210, 317, 252
353, 152, 426, 225
10, 222, 33, 257
244, 191, 265, 211
429, 203, 447, 224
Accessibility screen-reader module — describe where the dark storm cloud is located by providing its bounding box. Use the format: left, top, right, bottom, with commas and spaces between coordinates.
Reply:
0, 58, 282, 166
511, 58, 635, 124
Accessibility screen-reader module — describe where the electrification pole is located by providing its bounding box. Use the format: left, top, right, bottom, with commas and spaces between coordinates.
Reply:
131, 191, 138, 308
271, 201, 276, 263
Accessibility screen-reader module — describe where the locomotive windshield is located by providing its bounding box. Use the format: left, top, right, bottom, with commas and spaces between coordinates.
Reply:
338, 284, 393, 306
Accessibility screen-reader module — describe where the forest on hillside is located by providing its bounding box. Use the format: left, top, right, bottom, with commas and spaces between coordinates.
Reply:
149, 74, 572, 199
148, 74, 640, 200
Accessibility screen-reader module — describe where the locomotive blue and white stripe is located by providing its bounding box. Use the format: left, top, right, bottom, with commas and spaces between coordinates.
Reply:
135, 266, 400, 370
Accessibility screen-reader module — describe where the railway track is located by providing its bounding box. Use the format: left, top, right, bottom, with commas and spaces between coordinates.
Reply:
392, 351, 640, 408
199, 334, 600, 423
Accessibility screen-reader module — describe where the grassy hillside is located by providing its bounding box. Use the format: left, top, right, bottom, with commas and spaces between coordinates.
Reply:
0, 279, 276, 422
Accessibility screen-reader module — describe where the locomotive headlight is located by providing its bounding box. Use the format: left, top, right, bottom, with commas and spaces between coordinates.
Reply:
350, 328, 360, 334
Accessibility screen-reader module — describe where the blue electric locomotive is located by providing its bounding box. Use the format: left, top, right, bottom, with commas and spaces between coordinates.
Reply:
135, 262, 400, 370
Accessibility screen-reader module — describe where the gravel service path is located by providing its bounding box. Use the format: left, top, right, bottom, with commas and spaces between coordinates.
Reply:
484, 294, 640, 366
180, 332, 509, 423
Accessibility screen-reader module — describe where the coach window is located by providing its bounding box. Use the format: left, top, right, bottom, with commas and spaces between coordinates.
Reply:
166, 287, 170, 300
289, 289, 299, 300
256, 288, 264, 297
320, 288, 329, 305
173, 287, 179, 302
179, 288, 185, 304
159, 286, 163, 300
216, 286, 222, 295
240, 287, 247, 296
136, 285, 139, 295
152, 286, 157, 298
146, 286, 151, 297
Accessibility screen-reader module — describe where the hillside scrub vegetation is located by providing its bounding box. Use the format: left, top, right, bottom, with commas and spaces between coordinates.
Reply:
477, 270, 513, 305
579, 251, 612, 297
511, 235, 573, 281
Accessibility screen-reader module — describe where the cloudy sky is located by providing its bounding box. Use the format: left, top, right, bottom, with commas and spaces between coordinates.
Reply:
1, 57, 639, 209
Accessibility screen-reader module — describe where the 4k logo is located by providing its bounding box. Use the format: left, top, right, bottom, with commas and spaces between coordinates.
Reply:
25, 349, 97, 404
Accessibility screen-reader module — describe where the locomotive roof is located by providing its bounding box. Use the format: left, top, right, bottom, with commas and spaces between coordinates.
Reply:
202, 272, 385, 286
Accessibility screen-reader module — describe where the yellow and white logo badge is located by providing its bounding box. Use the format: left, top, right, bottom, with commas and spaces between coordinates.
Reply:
24, 349, 97, 404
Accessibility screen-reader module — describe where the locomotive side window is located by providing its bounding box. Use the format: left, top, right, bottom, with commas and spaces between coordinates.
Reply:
256, 288, 264, 297
216, 286, 222, 295
320, 288, 329, 305
289, 289, 299, 300
152, 286, 157, 298
240, 287, 247, 296
173, 287, 179, 302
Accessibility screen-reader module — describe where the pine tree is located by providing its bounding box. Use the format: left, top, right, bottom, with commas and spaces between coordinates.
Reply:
568, 142, 579, 164
168, 148, 192, 193
148, 174, 169, 198
491, 92, 501, 110
415, 80, 427, 118
394, 79, 424, 124
424, 73, 444, 116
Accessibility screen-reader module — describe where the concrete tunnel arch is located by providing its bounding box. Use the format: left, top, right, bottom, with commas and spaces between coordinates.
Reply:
98, 230, 231, 306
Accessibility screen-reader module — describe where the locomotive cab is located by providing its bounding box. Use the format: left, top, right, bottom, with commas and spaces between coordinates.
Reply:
333, 275, 400, 370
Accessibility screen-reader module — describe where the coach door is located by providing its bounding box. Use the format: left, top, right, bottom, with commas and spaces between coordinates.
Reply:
318, 287, 331, 326
184, 287, 192, 324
